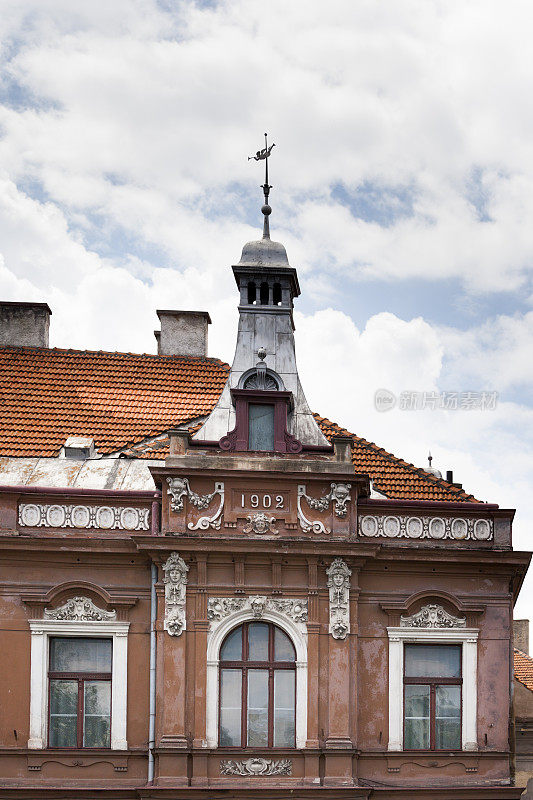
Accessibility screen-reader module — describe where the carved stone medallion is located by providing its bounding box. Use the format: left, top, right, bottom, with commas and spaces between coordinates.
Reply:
44, 596, 116, 621
220, 757, 292, 776
400, 603, 466, 629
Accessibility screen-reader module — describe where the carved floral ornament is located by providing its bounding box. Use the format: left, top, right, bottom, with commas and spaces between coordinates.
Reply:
166, 477, 224, 530
297, 483, 352, 535
326, 558, 351, 640
162, 552, 189, 636
220, 758, 292, 776
400, 603, 466, 629
44, 596, 117, 621
207, 595, 308, 625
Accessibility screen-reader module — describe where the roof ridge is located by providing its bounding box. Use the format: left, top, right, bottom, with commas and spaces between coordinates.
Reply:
0, 345, 230, 366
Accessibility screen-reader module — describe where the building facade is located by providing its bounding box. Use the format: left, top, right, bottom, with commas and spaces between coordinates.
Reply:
0, 206, 530, 799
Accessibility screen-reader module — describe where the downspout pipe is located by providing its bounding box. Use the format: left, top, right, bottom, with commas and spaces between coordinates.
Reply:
148, 561, 157, 784
148, 496, 159, 784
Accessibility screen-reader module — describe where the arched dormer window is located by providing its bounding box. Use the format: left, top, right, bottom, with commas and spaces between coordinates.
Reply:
219, 621, 296, 748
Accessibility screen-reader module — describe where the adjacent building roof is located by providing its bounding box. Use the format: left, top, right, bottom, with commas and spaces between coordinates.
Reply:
514, 649, 533, 692
0, 346, 478, 502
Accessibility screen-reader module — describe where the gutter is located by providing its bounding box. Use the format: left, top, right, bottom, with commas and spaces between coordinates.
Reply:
148, 561, 157, 783
0, 484, 160, 499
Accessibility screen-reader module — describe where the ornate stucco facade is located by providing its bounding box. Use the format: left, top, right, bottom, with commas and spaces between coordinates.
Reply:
0, 207, 529, 799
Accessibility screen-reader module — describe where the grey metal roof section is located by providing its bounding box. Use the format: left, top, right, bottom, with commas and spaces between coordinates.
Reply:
237, 237, 290, 268
0, 457, 157, 490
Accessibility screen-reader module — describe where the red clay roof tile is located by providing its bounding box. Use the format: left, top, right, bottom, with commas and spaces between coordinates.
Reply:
0, 345, 478, 502
514, 649, 533, 692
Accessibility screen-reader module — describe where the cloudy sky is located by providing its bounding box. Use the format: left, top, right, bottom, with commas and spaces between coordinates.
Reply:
1, 1, 532, 615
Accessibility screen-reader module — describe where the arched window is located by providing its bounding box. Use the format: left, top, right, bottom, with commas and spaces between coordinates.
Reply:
219, 621, 296, 748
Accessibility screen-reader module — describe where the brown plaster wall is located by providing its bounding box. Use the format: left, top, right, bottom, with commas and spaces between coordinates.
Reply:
0, 469, 527, 797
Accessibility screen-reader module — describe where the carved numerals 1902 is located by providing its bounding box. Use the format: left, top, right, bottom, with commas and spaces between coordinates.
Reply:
241, 493, 285, 511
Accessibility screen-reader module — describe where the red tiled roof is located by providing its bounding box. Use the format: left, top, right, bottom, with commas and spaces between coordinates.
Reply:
514, 649, 533, 692
315, 414, 479, 502
0, 346, 478, 502
0, 346, 228, 457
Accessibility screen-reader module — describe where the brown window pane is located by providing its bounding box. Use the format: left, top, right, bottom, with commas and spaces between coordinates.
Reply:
50, 638, 112, 673
247, 670, 268, 746
248, 404, 275, 451
83, 681, 111, 747
220, 669, 242, 746
220, 627, 242, 661
405, 644, 461, 678
435, 685, 461, 749
404, 684, 430, 749
247, 623, 269, 661
49, 680, 78, 747
273, 670, 295, 746
274, 627, 296, 662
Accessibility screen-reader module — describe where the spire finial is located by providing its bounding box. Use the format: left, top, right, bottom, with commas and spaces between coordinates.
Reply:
428, 451, 433, 467
248, 132, 275, 239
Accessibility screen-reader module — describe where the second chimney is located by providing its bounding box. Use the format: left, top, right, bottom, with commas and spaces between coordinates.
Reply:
155, 310, 211, 357
0, 301, 51, 348
514, 619, 529, 654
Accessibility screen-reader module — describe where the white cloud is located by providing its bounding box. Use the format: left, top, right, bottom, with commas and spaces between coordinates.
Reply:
0, 0, 532, 617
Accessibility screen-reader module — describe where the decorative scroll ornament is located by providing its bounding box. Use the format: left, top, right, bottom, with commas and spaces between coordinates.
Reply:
18, 503, 149, 531
162, 553, 189, 636
220, 757, 292, 776
400, 603, 466, 629
166, 477, 225, 530
359, 514, 492, 541
207, 597, 246, 621
326, 558, 351, 639
297, 482, 352, 534
243, 513, 278, 535
207, 595, 308, 626
44, 596, 116, 621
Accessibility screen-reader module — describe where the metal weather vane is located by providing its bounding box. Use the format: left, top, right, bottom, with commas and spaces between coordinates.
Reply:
249, 133, 275, 239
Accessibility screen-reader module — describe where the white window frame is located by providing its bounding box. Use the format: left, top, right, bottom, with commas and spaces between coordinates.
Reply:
206, 608, 308, 749
387, 627, 478, 752
28, 620, 129, 750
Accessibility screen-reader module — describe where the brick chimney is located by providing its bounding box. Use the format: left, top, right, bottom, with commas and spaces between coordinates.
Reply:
0, 301, 51, 347
514, 619, 529, 654
155, 310, 211, 357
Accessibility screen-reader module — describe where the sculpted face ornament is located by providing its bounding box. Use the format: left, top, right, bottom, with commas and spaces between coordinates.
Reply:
207, 595, 307, 625
330, 483, 351, 517
162, 552, 189, 636
243, 513, 278, 535
326, 558, 351, 640
249, 595, 266, 618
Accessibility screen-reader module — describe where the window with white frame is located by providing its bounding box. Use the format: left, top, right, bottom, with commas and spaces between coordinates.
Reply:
205, 605, 308, 749
219, 621, 296, 748
403, 644, 462, 750
28, 615, 129, 750
387, 617, 478, 752
48, 637, 112, 748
